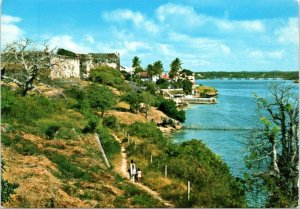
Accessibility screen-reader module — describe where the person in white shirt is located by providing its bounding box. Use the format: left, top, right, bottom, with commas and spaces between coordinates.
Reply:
129, 160, 136, 183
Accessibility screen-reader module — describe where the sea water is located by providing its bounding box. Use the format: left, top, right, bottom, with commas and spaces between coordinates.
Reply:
172, 79, 298, 206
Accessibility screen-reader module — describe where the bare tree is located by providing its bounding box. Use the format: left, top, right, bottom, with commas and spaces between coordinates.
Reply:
1, 39, 56, 96
245, 83, 299, 207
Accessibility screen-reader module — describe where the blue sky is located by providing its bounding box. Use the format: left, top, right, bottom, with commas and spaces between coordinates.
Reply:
2, 0, 299, 71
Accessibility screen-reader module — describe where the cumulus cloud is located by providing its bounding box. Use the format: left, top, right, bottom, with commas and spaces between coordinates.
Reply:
49, 35, 91, 53
102, 9, 159, 33
124, 41, 151, 52
1, 15, 24, 46
156, 3, 202, 27
276, 18, 298, 44
155, 3, 265, 33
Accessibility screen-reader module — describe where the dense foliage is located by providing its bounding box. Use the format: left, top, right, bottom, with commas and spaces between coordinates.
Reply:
89, 66, 125, 88
125, 122, 247, 207
86, 84, 117, 117
195, 71, 298, 80
57, 48, 77, 58
158, 99, 186, 122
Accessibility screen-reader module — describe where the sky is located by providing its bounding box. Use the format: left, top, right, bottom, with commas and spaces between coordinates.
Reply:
1, 0, 299, 72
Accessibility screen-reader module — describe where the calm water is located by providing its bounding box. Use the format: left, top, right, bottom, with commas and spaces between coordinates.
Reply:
172, 79, 298, 178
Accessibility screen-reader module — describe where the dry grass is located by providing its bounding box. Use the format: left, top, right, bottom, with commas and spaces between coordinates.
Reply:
2, 147, 89, 208
1, 132, 121, 208
108, 107, 167, 125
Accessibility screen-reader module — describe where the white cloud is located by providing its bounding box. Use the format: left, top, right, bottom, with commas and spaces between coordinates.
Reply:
49, 35, 91, 53
215, 19, 265, 32
1, 15, 23, 46
102, 9, 144, 26
156, 3, 202, 27
240, 20, 265, 32
276, 18, 298, 44
2, 15, 22, 24
248, 49, 283, 59
102, 9, 159, 33
85, 35, 94, 44
124, 41, 151, 52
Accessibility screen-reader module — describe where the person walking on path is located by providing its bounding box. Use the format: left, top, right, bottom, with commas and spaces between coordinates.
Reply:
136, 168, 142, 182
129, 160, 137, 183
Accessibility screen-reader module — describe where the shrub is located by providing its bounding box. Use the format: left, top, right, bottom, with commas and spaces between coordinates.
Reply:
97, 126, 120, 160
103, 115, 117, 128
57, 48, 77, 58
82, 113, 99, 133
156, 78, 169, 89
89, 66, 124, 87
45, 125, 60, 139
1, 178, 19, 203
158, 99, 186, 122
1, 161, 19, 204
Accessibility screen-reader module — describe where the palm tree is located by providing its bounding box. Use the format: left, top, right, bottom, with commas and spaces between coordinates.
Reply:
146, 64, 155, 81
132, 56, 143, 76
153, 60, 164, 77
132, 56, 141, 68
169, 58, 182, 80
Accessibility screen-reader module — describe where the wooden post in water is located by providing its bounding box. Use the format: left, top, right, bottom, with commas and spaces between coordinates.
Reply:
165, 165, 167, 178
187, 181, 190, 201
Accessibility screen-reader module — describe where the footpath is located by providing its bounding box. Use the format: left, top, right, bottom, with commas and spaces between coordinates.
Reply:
112, 134, 174, 208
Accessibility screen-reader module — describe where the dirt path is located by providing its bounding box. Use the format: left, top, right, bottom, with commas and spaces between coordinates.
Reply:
112, 134, 174, 208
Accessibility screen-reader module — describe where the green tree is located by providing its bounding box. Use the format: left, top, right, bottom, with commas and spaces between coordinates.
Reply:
169, 58, 182, 80
131, 56, 143, 83
153, 60, 164, 77
245, 83, 299, 207
132, 56, 141, 68
146, 64, 155, 81
158, 99, 186, 122
181, 79, 192, 95
86, 84, 117, 117
140, 91, 155, 119
56, 48, 77, 58
122, 92, 142, 113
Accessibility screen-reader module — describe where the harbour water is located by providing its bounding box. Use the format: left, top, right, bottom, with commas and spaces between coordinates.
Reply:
172, 79, 298, 178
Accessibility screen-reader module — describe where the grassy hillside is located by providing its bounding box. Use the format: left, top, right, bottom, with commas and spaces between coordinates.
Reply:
1, 82, 164, 208
1, 66, 246, 207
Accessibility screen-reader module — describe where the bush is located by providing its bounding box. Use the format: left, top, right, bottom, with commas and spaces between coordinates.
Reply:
82, 113, 99, 133
57, 48, 77, 58
1, 161, 19, 204
45, 125, 60, 139
89, 66, 124, 87
97, 126, 120, 160
158, 99, 186, 122
1, 178, 19, 203
103, 115, 117, 128
156, 78, 169, 89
